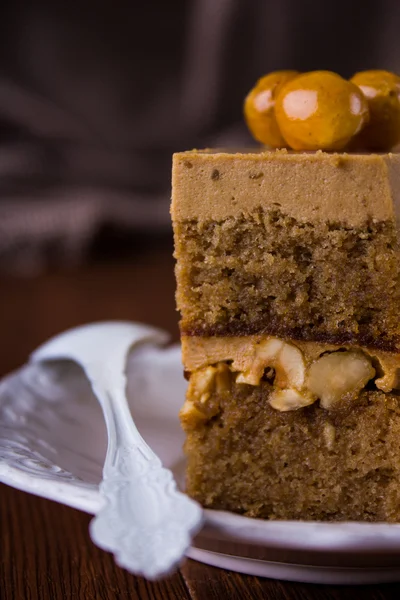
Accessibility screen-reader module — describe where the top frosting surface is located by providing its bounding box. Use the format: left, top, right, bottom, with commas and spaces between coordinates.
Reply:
171, 149, 400, 227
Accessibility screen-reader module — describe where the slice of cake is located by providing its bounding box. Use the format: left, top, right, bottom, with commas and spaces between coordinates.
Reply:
171, 148, 400, 522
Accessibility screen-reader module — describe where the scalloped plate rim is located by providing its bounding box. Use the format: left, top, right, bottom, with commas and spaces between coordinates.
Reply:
3, 341, 400, 584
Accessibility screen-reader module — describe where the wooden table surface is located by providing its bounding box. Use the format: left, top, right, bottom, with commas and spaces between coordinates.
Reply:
1, 242, 400, 600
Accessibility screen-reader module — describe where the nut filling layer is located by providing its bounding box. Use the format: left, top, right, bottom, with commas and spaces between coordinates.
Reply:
180, 337, 400, 428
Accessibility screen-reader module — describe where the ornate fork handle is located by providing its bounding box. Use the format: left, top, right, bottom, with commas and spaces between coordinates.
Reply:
90, 444, 202, 579
88, 382, 203, 579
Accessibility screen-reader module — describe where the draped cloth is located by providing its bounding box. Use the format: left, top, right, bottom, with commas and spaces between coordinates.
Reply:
0, 0, 398, 270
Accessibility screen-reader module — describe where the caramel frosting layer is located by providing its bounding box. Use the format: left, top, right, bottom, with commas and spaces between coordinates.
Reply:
181, 335, 400, 393
171, 149, 400, 227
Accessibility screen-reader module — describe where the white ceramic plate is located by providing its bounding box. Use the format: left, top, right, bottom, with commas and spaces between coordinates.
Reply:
2, 341, 400, 585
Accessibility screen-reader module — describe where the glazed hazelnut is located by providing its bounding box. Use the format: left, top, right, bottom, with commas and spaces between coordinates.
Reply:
351, 70, 400, 150
275, 71, 369, 151
244, 70, 299, 147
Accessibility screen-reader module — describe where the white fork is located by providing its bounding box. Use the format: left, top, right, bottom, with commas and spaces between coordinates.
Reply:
31, 321, 203, 579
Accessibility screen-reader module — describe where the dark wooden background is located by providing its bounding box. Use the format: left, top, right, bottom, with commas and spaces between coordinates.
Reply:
2, 240, 400, 599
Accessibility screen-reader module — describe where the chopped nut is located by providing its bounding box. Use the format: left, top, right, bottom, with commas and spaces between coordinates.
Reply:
236, 370, 260, 385
238, 339, 281, 384
236, 337, 305, 391
373, 354, 400, 392
375, 371, 399, 393
187, 364, 231, 398
307, 351, 375, 410
269, 388, 315, 411
236, 338, 282, 385
323, 422, 336, 449
199, 392, 211, 405
181, 364, 232, 429
187, 366, 217, 401
179, 400, 208, 429
263, 367, 275, 382
258, 337, 284, 356
215, 363, 231, 393
275, 342, 305, 389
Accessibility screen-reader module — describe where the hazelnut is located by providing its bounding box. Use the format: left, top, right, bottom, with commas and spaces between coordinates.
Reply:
269, 388, 315, 411
351, 70, 400, 151
307, 351, 375, 410
275, 71, 369, 151
244, 70, 299, 147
